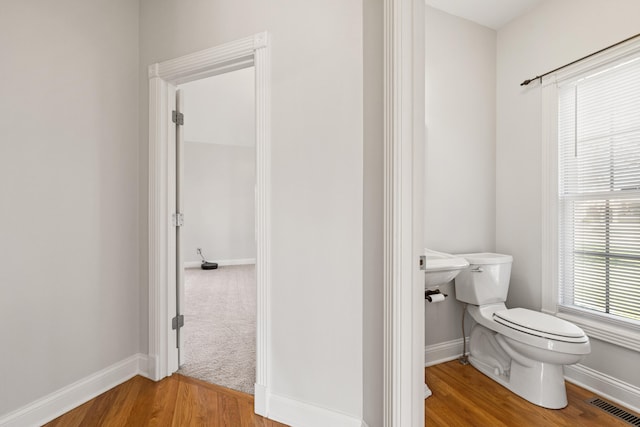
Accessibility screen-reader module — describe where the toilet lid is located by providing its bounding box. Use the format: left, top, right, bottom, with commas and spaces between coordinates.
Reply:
493, 308, 588, 343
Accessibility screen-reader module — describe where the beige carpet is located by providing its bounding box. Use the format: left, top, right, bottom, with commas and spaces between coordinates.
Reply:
177, 265, 256, 395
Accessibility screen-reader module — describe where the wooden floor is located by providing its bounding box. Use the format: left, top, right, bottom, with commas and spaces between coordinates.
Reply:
45, 361, 640, 426
426, 360, 639, 426
45, 374, 288, 427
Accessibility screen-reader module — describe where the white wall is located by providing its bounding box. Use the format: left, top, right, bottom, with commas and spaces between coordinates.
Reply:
496, 0, 640, 389
182, 142, 255, 263
182, 69, 255, 147
0, 0, 139, 417
180, 69, 256, 265
139, 0, 365, 421
424, 6, 496, 347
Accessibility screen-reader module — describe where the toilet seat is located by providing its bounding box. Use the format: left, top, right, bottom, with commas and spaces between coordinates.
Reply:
493, 308, 589, 344
467, 304, 591, 355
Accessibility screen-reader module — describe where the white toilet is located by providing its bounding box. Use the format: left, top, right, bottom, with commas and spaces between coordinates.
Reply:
454, 252, 590, 409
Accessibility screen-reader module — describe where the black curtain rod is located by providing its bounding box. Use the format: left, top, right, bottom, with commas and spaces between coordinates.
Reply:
520, 32, 640, 86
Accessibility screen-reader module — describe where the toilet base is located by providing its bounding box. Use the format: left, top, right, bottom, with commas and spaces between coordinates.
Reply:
469, 324, 568, 409
469, 355, 568, 409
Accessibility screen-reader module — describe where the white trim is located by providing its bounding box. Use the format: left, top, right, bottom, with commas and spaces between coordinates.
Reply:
565, 363, 640, 415
540, 39, 640, 351
184, 261, 209, 269
137, 353, 151, 379
147, 34, 264, 84
557, 310, 640, 353
148, 73, 174, 381
218, 257, 256, 266
383, 0, 424, 425
424, 338, 469, 367
148, 32, 271, 416
0, 354, 149, 427
424, 344, 640, 414
183, 258, 256, 269
267, 392, 365, 427
254, 384, 267, 417
254, 31, 272, 417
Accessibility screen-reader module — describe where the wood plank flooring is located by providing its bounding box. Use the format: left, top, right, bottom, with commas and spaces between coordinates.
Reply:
426, 360, 639, 426
44, 361, 639, 426
44, 374, 288, 427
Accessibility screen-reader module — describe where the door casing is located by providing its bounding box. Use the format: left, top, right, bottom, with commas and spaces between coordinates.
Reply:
148, 14, 426, 423
147, 32, 271, 416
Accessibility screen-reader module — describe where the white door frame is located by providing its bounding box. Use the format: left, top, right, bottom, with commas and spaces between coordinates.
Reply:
383, 0, 425, 425
148, 8, 423, 423
147, 32, 271, 415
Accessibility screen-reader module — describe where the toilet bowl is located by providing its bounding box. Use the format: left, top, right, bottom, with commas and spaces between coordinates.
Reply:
454, 253, 590, 409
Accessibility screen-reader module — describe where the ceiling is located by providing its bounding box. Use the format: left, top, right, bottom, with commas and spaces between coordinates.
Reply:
424, 0, 543, 30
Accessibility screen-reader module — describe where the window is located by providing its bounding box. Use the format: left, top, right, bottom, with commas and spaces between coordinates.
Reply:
556, 53, 640, 326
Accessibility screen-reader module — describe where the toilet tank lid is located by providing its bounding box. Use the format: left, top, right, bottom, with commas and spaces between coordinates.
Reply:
456, 252, 513, 265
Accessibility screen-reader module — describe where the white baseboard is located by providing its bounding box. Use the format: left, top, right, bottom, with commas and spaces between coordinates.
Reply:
137, 354, 151, 379
425, 337, 469, 367
145, 355, 158, 380
266, 391, 364, 427
1, 352, 369, 427
254, 383, 267, 417
0, 353, 149, 427
565, 363, 640, 414
424, 338, 640, 413
184, 258, 256, 269
425, 339, 640, 415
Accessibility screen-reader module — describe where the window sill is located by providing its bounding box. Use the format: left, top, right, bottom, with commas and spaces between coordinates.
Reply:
556, 308, 640, 353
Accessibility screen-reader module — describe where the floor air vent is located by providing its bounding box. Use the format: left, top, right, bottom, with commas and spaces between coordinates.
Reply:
585, 398, 640, 426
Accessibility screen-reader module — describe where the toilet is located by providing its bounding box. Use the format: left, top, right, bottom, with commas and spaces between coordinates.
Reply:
454, 252, 590, 409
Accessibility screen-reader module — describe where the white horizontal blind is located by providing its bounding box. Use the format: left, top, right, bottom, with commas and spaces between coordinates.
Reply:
558, 54, 640, 323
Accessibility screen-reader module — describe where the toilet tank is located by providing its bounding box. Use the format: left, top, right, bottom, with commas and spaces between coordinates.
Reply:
454, 253, 513, 305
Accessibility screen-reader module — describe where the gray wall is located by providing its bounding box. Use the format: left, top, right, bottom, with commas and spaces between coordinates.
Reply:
139, 0, 365, 418
423, 6, 497, 348
0, 0, 140, 415
182, 142, 255, 263
422, 0, 640, 405
181, 68, 255, 148
180, 69, 256, 265
496, 0, 640, 389
0, 0, 385, 422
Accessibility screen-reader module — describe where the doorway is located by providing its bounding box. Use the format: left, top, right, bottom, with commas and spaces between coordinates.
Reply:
148, 33, 271, 415
176, 68, 257, 394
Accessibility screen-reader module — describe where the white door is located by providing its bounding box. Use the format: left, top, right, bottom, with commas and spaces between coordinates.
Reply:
162, 84, 181, 374
175, 88, 185, 366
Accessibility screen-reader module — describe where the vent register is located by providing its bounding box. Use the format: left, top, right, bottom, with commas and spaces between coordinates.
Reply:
586, 398, 640, 426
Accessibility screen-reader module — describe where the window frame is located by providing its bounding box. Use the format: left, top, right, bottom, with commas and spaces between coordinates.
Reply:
541, 38, 640, 353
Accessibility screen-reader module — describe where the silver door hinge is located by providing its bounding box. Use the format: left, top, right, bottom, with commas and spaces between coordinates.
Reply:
172, 314, 184, 330
172, 110, 184, 126
172, 212, 184, 227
